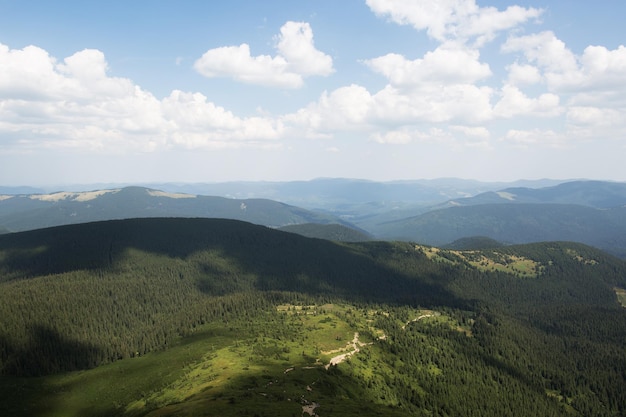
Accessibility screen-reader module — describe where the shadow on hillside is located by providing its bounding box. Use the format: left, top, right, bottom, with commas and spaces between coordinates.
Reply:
0, 217, 469, 308
0, 325, 112, 417
1, 325, 103, 377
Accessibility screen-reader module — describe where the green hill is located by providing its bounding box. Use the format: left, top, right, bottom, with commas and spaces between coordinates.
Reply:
277, 222, 372, 241
379, 203, 626, 258
1, 218, 625, 416
441, 236, 505, 250
446, 180, 626, 208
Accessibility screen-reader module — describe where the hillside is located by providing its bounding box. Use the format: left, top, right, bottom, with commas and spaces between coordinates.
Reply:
151, 177, 548, 207
444, 180, 626, 208
277, 222, 372, 241
377, 203, 626, 258
1, 218, 626, 416
441, 236, 505, 250
0, 186, 349, 233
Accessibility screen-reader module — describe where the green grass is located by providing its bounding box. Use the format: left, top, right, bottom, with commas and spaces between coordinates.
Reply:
0, 324, 235, 417
615, 287, 626, 308
418, 246, 542, 278
1, 302, 405, 417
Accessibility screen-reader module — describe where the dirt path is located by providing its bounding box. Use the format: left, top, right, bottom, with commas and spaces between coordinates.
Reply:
401, 312, 439, 330
324, 332, 369, 369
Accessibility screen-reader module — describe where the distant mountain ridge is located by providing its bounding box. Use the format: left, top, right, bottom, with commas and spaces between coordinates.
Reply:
0, 186, 353, 233
149, 177, 568, 211
444, 180, 626, 208
380, 203, 626, 258
3, 179, 626, 257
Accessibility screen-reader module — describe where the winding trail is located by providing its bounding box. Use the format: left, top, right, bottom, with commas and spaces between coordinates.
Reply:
324, 332, 369, 369
401, 312, 439, 330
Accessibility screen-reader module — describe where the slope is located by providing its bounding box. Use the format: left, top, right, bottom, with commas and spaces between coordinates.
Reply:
444, 180, 626, 208
0, 218, 625, 416
0, 186, 349, 232
378, 203, 626, 258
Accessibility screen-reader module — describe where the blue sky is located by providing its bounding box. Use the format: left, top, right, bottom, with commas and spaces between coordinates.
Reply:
1, 0, 625, 186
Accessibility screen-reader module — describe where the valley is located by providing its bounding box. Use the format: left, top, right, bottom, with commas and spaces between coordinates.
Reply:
2, 179, 626, 257
0, 217, 625, 416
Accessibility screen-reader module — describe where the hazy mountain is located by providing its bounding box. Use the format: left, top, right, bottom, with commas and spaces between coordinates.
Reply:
443, 180, 626, 208
3, 179, 625, 257
149, 177, 568, 212
0, 186, 350, 233
379, 203, 626, 258
0, 186, 45, 195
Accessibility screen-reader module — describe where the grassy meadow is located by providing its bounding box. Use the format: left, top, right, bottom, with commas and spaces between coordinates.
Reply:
2, 302, 446, 417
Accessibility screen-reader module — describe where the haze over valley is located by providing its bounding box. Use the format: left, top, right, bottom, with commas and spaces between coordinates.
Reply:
1, 1, 626, 416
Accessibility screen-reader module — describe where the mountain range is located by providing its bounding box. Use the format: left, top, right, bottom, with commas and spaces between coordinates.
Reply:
2, 178, 626, 257
1, 217, 625, 416
371, 180, 626, 258
0, 186, 349, 233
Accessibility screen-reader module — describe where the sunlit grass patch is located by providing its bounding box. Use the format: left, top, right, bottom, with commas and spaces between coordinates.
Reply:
455, 250, 542, 277
615, 287, 626, 307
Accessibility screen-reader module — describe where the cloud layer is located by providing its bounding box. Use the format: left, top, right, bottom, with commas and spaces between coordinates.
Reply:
1, 2, 625, 181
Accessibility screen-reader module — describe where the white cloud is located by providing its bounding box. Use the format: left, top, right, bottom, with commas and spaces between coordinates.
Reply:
450, 125, 490, 139
493, 85, 562, 118
193, 21, 333, 88
284, 84, 373, 135
275, 21, 334, 77
366, 0, 542, 45
0, 43, 286, 153
0, 43, 63, 100
371, 82, 493, 124
505, 62, 541, 86
371, 129, 414, 144
359, 43, 494, 127
162, 90, 284, 148
565, 106, 626, 142
567, 106, 622, 128
559, 45, 626, 101
502, 31, 578, 77
371, 125, 489, 150
503, 31, 626, 108
503, 128, 564, 148
365, 45, 491, 86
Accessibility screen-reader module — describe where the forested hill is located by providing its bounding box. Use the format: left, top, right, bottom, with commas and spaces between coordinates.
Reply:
1, 218, 626, 416
378, 203, 626, 258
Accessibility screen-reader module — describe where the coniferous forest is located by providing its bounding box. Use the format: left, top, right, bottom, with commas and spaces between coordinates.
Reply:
1, 217, 625, 416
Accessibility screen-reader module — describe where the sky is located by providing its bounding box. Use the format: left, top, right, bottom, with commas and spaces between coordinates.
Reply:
1, 0, 625, 186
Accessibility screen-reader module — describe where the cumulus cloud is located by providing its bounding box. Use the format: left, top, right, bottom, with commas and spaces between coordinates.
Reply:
371, 83, 493, 124
349, 43, 494, 131
0, 43, 284, 153
162, 90, 284, 148
366, 0, 542, 46
193, 21, 333, 88
503, 128, 564, 148
502, 31, 578, 79
365, 45, 491, 86
493, 85, 562, 118
567, 106, 622, 128
502, 32, 626, 96
565, 106, 626, 142
450, 125, 490, 139
505, 62, 542, 86
371, 129, 414, 145
284, 84, 374, 135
